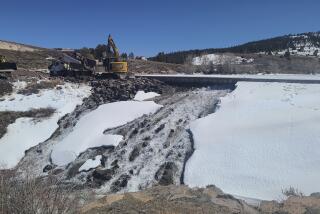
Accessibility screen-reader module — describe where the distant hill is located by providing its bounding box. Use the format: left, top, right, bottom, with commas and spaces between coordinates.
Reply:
0, 40, 62, 69
149, 32, 320, 64
0, 40, 46, 52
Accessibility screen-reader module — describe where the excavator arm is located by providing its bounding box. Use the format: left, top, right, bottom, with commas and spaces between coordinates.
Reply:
107, 34, 120, 61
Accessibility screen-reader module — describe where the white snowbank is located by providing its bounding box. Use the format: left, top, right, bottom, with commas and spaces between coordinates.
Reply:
185, 82, 320, 200
0, 83, 91, 168
79, 155, 102, 171
134, 91, 160, 101
51, 101, 162, 166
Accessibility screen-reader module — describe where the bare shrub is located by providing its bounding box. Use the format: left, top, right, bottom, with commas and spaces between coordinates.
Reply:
0, 168, 83, 214
282, 186, 304, 198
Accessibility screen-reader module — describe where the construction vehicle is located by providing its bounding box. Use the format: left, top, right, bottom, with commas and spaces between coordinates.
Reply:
49, 34, 129, 78
0, 55, 17, 73
95, 34, 128, 78
48, 52, 96, 76
104, 34, 128, 73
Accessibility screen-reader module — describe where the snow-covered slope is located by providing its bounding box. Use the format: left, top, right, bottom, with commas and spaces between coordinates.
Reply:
51, 101, 162, 166
185, 82, 320, 200
261, 32, 320, 56
192, 54, 254, 65
0, 82, 91, 168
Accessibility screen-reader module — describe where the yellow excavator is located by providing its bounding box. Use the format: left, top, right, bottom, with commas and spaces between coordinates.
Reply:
104, 34, 128, 73
49, 34, 129, 78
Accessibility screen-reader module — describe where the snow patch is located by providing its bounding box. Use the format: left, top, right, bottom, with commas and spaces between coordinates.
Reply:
79, 155, 102, 171
0, 83, 91, 168
51, 101, 162, 166
192, 54, 254, 65
185, 82, 320, 200
134, 91, 160, 101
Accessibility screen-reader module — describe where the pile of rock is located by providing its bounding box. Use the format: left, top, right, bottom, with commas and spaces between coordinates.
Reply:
89, 77, 166, 106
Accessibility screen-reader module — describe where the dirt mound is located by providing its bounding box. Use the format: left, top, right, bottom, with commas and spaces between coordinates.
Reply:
0, 49, 62, 70
128, 59, 194, 74
81, 185, 258, 214
10, 69, 50, 81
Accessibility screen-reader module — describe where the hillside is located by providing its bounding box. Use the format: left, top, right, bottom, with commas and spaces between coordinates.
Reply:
0, 40, 63, 69
149, 31, 320, 64
0, 40, 45, 52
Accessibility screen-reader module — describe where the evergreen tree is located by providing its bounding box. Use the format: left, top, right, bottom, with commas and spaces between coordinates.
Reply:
121, 53, 128, 59
129, 52, 135, 59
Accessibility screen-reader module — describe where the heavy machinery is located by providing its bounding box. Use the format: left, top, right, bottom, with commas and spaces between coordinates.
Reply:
0, 55, 17, 73
48, 52, 96, 76
49, 35, 129, 78
104, 34, 128, 73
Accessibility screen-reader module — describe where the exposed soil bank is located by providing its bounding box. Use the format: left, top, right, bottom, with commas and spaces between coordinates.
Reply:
81, 185, 258, 214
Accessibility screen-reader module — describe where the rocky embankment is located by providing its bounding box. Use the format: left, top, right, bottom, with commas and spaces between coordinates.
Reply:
81, 185, 320, 214
81, 185, 258, 214
17, 77, 167, 174
16, 76, 233, 197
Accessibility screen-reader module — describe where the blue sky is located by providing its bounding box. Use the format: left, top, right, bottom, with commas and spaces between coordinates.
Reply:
1, 0, 319, 56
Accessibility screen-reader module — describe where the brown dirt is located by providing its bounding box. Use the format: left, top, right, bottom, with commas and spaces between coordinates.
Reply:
81, 185, 258, 214
128, 59, 195, 74
0, 49, 62, 70
10, 69, 50, 81
0, 108, 55, 139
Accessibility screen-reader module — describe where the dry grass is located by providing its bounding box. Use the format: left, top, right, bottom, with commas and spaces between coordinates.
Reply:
0, 168, 85, 214
282, 186, 304, 198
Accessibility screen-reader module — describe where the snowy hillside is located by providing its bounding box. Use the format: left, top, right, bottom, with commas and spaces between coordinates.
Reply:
192, 54, 254, 65
263, 32, 320, 56
185, 81, 320, 200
